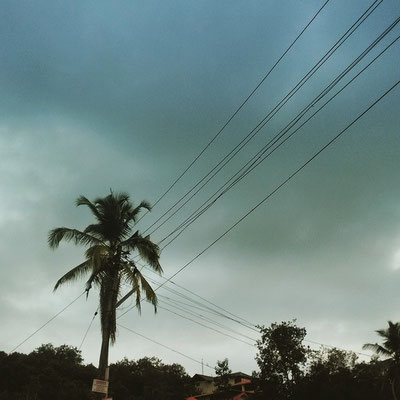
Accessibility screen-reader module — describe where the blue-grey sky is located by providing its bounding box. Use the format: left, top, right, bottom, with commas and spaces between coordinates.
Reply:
1, 0, 400, 375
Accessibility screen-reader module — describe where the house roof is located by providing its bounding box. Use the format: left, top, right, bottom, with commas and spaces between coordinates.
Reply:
192, 372, 252, 382
186, 390, 253, 400
232, 379, 251, 387
228, 372, 252, 379
192, 374, 214, 382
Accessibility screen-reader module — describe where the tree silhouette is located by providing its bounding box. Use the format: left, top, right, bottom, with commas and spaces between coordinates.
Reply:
49, 192, 162, 380
255, 320, 309, 400
363, 321, 400, 400
215, 358, 232, 391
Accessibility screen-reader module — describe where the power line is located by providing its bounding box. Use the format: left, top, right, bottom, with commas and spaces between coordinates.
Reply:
120, 79, 400, 326
124, 275, 374, 359
158, 296, 257, 342
117, 279, 258, 344
122, 266, 374, 359
158, 293, 254, 326
304, 338, 372, 358
117, 323, 214, 371
158, 23, 400, 249
10, 291, 86, 353
153, 281, 373, 359
157, 305, 255, 347
143, 0, 382, 237
141, 269, 258, 329
160, 295, 372, 358
115, 1, 392, 363
78, 307, 99, 350
136, 0, 331, 224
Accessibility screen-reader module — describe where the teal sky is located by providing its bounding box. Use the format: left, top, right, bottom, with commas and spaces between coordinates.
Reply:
1, 0, 400, 375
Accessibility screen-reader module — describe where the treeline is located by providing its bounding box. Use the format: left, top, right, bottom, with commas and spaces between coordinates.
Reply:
0, 344, 194, 400
1, 319, 396, 400
251, 320, 393, 399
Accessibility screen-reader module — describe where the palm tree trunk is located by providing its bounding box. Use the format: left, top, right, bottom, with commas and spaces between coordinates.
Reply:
98, 327, 111, 380
94, 289, 113, 400
98, 267, 120, 380
98, 286, 115, 380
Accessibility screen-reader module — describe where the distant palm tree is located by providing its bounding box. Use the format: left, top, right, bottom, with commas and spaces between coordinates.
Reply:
363, 321, 400, 400
48, 192, 162, 380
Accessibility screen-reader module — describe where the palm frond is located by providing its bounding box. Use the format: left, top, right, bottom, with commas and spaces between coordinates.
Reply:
128, 200, 152, 224
54, 260, 93, 291
85, 271, 102, 292
85, 256, 109, 293
137, 269, 158, 312
121, 230, 139, 245
75, 196, 102, 221
85, 244, 109, 269
362, 343, 392, 357
122, 234, 162, 274
48, 228, 103, 249
121, 264, 147, 313
83, 224, 106, 240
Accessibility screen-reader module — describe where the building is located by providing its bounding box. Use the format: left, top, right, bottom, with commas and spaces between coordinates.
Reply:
187, 372, 255, 400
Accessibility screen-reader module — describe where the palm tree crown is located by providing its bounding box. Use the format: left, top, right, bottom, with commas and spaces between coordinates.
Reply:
49, 192, 162, 378
363, 321, 400, 400
363, 321, 400, 363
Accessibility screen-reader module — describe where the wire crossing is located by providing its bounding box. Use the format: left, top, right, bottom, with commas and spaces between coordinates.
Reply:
142, 0, 382, 237
158, 24, 400, 249
119, 78, 400, 323
135, 0, 331, 225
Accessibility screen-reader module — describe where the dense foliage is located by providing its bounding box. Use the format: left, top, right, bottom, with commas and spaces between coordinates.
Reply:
2, 321, 398, 400
0, 344, 193, 400
214, 358, 232, 391
0, 344, 96, 400
253, 320, 393, 400
254, 320, 308, 399
109, 356, 193, 400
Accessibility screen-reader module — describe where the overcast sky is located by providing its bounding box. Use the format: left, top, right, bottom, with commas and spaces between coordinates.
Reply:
1, 0, 400, 376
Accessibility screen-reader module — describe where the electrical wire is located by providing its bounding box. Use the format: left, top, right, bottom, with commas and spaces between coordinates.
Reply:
157, 305, 255, 347
143, 0, 382, 237
142, 266, 257, 329
115, 1, 393, 363
78, 307, 99, 350
121, 265, 374, 359
117, 323, 214, 370
159, 25, 400, 249
141, 270, 258, 329
119, 79, 400, 326
135, 0, 331, 224
158, 296, 257, 342
304, 338, 372, 358
10, 291, 86, 353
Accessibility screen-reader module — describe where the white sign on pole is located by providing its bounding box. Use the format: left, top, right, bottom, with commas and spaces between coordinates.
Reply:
92, 379, 109, 394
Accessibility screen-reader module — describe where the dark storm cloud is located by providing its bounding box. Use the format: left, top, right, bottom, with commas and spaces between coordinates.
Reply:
1, 0, 399, 375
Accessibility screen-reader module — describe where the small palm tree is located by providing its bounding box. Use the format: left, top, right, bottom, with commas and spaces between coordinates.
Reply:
363, 321, 400, 400
48, 192, 162, 380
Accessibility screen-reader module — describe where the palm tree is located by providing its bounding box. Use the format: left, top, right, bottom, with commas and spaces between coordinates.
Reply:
363, 321, 400, 400
48, 192, 162, 381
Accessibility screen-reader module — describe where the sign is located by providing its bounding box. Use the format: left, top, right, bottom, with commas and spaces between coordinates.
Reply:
92, 379, 109, 394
